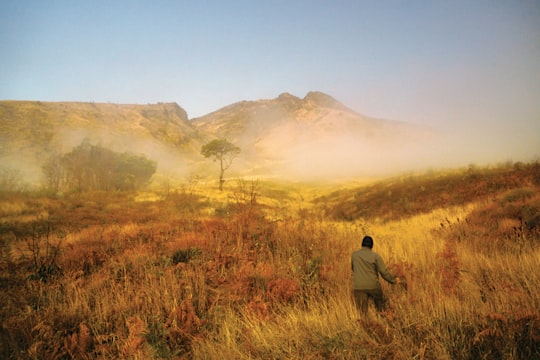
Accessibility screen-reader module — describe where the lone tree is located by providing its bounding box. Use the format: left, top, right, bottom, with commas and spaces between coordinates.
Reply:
201, 138, 241, 191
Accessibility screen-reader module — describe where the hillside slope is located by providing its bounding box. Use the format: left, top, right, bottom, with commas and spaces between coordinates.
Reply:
0, 101, 203, 182
317, 162, 540, 222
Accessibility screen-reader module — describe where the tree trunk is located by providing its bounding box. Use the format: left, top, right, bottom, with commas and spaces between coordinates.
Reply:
219, 158, 225, 191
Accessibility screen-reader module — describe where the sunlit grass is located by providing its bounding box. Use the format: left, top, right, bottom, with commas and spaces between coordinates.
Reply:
0, 162, 538, 358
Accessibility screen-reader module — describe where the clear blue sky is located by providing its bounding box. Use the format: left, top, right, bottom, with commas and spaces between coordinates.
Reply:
1, 1, 539, 162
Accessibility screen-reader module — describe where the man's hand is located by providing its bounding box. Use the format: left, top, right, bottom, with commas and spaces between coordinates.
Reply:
395, 277, 408, 291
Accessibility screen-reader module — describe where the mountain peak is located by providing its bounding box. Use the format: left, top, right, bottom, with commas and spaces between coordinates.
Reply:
140, 102, 189, 123
303, 91, 349, 111
277, 92, 300, 101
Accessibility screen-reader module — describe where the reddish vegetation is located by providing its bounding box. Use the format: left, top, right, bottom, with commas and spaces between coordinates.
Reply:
436, 241, 461, 295
0, 161, 538, 358
321, 162, 540, 222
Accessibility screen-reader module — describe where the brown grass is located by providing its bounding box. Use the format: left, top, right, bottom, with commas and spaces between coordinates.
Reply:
0, 163, 539, 359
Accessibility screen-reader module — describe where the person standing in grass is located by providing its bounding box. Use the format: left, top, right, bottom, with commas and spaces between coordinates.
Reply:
351, 235, 400, 314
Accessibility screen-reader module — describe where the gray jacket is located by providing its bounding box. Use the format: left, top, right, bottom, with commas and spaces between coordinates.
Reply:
352, 247, 396, 290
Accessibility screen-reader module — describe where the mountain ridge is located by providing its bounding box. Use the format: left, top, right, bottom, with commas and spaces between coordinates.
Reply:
190, 91, 436, 178
0, 92, 438, 184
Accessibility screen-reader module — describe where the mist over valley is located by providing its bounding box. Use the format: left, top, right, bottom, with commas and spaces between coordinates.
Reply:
0, 91, 534, 188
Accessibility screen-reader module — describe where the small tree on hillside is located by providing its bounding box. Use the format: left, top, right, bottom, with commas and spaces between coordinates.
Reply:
201, 138, 241, 191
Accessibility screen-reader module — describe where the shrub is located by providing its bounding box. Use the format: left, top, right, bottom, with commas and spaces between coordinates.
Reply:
19, 221, 64, 282
172, 248, 202, 264
436, 241, 460, 295
266, 278, 301, 304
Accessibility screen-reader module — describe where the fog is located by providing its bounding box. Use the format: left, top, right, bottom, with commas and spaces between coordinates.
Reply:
2, 132, 535, 191
55, 127, 195, 173
225, 110, 539, 183
235, 130, 484, 181
211, 95, 538, 182
1, 106, 537, 191
0, 126, 196, 190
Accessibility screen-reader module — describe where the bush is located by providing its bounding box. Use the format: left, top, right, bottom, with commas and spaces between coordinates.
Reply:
172, 248, 202, 264
43, 139, 157, 192
19, 221, 64, 282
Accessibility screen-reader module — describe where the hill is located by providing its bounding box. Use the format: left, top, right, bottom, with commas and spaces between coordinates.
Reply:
0, 101, 203, 183
1, 92, 438, 186
317, 161, 540, 222
192, 91, 436, 178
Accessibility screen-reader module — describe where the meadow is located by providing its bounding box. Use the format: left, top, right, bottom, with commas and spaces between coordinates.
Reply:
0, 162, 539, 359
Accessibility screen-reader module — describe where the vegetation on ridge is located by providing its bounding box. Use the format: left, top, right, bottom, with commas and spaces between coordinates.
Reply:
319, 161, 540, 222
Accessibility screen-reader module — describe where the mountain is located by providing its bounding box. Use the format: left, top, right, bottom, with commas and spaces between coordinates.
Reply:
192, 91, 436, 178
0, 92, 438, 185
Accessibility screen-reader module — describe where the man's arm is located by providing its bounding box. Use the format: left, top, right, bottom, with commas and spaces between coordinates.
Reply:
375, 254, 396, 284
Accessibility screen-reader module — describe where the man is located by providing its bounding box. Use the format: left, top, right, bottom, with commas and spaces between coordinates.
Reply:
351, 235, 399, 314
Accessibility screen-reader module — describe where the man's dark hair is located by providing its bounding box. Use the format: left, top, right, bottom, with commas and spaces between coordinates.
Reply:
361, 236, 374, 248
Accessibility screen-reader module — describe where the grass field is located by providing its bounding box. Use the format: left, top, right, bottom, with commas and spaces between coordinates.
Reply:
0, 162, 539, 359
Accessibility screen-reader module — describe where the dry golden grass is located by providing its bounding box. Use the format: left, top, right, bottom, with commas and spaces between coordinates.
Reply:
0, 163, 538, 359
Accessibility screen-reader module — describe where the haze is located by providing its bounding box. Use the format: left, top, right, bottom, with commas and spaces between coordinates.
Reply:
1, 1, 539, 176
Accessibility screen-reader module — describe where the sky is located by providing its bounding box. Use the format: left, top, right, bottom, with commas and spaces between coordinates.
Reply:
1, 0, 539, 163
